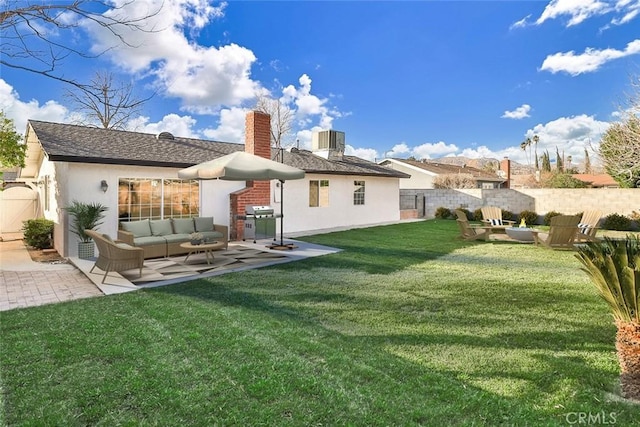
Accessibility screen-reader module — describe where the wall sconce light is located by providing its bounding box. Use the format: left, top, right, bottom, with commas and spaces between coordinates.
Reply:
100, 180, 109, 193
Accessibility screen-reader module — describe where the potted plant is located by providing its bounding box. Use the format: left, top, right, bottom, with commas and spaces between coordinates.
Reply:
190, 232, 204, 245
576, 236, 640, 401
64, 200, 108, 259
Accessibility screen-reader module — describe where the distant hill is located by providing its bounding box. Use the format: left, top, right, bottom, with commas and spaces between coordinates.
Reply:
432, 156, 534, 175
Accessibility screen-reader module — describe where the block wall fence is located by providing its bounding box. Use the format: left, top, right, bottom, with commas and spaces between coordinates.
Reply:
401, 188, 640, 219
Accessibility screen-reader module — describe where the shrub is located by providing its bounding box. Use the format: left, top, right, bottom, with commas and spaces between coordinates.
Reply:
456, 208, 472, 220
473, 208, 483, 221
602, 213, 632, 231
22, 218, 54, 249
502, 210, 515, 222
434, 207, 452, 219
544, 211, 562, 226
518, 210, 538, 226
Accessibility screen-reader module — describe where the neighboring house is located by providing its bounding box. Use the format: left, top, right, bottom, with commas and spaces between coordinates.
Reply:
17, 111, 409, 257
572, 174, 619, 188
378, 158, 508, 189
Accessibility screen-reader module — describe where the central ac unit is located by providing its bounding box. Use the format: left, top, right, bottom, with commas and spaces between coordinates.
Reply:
313, 130, 345, 151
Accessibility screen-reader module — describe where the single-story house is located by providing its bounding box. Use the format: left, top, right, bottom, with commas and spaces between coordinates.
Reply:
571, 174, 619, 188
377, 158, 508, 189
17, 111, 409, 257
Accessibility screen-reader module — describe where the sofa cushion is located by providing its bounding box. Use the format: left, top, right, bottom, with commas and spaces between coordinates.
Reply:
201, 230, 223, 242
121, 219, 152, 237
133, 236, 167, 247
150, 219, 173, 236
194, 216, 214, 232
164, 234, 191, 244
172, 218, 196, 234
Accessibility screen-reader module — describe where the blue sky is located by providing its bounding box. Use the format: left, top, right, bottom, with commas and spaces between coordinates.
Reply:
2, 0, 639, 166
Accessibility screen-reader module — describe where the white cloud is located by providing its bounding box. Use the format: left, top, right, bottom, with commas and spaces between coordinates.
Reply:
510, 14, 531, 29
345, 146, 378, 162
127, 113, 199, 138
85, 0, 259, 112
374, 114, 611, 167
281, 74, 342, 132
502, 104, 532, 119
535, 0, 610, 26
202, 107, 248, 142
412, 141, 459, 159
0, 79, 69, 134
540, 39, 640, 75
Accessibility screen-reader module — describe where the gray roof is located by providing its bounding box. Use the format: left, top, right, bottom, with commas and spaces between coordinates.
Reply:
28, 120, 409, 179
395, 159, 504, 182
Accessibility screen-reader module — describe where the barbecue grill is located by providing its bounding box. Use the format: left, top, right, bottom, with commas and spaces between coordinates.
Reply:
243, 205, 277, 242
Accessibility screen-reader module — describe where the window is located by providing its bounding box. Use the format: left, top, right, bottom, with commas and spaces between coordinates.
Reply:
481, 182, 494, 189
118, 178, 199, 221
353, 180, 365, 205
309, 179, 329, 207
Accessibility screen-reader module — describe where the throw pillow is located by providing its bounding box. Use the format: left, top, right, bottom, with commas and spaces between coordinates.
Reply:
150, 219, 173, 236
578, 223, 590, 234
194, 216, 214, 232
172, 218, 196, 234
489, 218, 503, 226
121, 219, 152, 237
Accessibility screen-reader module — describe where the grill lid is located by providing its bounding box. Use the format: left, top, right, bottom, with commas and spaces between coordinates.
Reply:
246, 205, 274, 216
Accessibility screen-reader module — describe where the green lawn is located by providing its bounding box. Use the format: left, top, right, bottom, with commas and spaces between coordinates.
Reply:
1, 220, 638, 425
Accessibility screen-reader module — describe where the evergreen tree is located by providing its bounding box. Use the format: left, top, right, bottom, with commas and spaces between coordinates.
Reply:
584, 148, 592, 174
556, 147, 564, 172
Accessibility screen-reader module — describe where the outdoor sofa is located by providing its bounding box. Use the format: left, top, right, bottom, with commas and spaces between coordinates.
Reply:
117, 217, 228, 259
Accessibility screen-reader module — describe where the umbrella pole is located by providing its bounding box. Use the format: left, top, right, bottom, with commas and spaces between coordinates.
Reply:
269, 179, 296, 250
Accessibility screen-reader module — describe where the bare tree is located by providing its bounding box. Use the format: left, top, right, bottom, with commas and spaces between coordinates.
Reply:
64, 71, 150, 129
599, 75, 640, 187
1, 1, 161, 89
254, 95, 294, 149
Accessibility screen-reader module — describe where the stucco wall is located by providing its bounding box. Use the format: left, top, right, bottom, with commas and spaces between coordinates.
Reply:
381, 161, 435, 189
50, 162, 244, 257
44, 162, 403, 256
419, 188, 640, 219
282, 174, 401, 233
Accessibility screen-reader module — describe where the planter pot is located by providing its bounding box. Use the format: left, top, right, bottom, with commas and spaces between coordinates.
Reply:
190, 239, 203, 245
78, 241, 95, 259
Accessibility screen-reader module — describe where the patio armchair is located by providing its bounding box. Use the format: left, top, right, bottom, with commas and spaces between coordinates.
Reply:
480, 206, 515, 228
575, 210, 602, 242
85, 229, 145, 283
454, 209, 490, 241
531, 215, 580, 250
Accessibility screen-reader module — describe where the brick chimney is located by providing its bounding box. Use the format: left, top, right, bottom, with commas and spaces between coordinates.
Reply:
229, 111, 272, 240
499, 157, 511, 189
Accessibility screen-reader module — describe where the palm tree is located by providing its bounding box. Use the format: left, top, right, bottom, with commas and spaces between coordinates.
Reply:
520, 138, 532, 167
64, 200, 108, 242
576, 236, 640, 400
532, 135, 540, 170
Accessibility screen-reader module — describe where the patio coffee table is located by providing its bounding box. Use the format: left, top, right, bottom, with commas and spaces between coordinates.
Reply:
180, 241, 225, 264
505, 227, 539, 243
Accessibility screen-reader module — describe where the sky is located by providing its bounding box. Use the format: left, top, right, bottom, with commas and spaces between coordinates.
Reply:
2, 0, 639, 167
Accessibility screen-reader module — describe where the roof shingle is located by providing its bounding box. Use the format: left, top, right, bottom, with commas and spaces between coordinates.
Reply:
28, 120, 408, 178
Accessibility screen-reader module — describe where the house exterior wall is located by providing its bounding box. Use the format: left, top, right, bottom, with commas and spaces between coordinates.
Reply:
380, 161, 435, 189
52, 162, 244, 257
280, 174, 401, 234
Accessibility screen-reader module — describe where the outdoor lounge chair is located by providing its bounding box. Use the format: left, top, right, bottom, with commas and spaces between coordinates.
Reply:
455, 209, 490, 241
531, 215, 580, 250
480, 206, 515, 229
575, 210, 602, 242
85, 229, 144, 283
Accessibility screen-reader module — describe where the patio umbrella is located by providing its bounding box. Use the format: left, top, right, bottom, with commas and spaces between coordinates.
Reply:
178, 151, 305, 249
